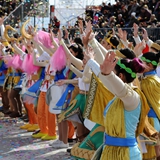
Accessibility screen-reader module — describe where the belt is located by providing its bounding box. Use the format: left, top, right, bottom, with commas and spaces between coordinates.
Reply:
9, 73, 21, 77
44, 75, 54, 81
79, 90, 88, 95
148, 108, 157, 118
31, 75, 39, 81
105, 133, 137, 147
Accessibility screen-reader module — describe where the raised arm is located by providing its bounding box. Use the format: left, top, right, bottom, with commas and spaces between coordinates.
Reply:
82, 64, 92, 83
60, 39, 83, 70
86, 52, 140, 111
69, 64, 83, 78
12, 43, 26, 56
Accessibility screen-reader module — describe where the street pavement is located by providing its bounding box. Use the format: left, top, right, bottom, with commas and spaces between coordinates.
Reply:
0, 113, 74, 160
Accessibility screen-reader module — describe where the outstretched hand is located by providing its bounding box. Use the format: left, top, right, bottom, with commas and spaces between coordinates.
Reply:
83, 47, 94, 62
100, 51, 118, 75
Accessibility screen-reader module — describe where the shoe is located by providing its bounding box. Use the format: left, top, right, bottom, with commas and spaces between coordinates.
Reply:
3, 110, 12, 115
32, 132, 47, 138
20, 124, 33, 129
49, 139, 62, 146
32, 129, 40, 135
27, 124, 39, 132
68, 138, 77, 143
23, 118, 29, 122
9, 112, 22, 118
20, 114, 28, 120
66, 148, 72, 153
41, 135, 57, 140
52, 141, 69, 148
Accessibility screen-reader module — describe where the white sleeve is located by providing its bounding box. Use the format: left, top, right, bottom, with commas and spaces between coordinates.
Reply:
146, 39, 153, 47
87, 59, 100, 76
89, 38, 105, 64
133, 36, 141, 44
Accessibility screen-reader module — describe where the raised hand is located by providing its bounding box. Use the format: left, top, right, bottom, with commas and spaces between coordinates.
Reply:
133, 23, 139, 37
100, 51, 118, 75
57, 29, 62, 41
84, 47, 94, 62
117, 28, 127, 42
133, 39, 146, 57
82, 29, 92, 49
78, 20, 84, 34
142, 28, 149, 41
64, 27, 69, 39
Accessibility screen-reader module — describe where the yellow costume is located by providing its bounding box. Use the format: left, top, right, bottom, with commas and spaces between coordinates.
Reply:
84, 74, 149, 160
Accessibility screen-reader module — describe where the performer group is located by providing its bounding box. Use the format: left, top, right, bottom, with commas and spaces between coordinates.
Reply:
0, 17, 160, 160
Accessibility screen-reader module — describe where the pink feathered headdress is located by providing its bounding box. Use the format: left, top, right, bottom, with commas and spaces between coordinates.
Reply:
50, 45, 67, 71
22, 53, 40, 75
34, 30, 59, 49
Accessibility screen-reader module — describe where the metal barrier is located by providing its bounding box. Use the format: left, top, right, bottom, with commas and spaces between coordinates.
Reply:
65, 27, 160, 42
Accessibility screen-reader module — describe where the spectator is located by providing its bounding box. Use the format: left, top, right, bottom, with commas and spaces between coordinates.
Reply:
128, 12, 139, 27
116, 14, 125, 27
138, 5, 151, 22
128, 0, 139, 16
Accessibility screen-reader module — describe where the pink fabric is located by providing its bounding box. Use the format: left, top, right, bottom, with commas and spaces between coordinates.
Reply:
50, 45, 67, 71
22, 54, 40, 75
34, 30, 59, 49
11, 55, 23, 69
3, 55, 15, 68
22, 45, 26, 52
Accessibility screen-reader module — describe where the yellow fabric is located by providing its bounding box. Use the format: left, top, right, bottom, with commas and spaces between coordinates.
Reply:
141, 75, 160, 119
101, 98, 129, 160
2, 41, 9, 47
84, 74, 150, 160
133, 78, 141, 89
143, 118, 156, 159
7, 67, 13, 84
13, 76, 20, 85
84, 73, 114, 126
134, 88, 150, 136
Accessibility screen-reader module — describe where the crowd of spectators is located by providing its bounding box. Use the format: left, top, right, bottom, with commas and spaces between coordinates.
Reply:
83, 0, 160, 29
65, 0, 160, 42
0, 0, 22, 17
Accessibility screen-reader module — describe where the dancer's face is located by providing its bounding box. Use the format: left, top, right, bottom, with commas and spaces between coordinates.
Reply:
101, 39, 112, 50
69, 48, 78, 57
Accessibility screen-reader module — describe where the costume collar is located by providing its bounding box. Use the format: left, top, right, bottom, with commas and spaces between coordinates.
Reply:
143, 70, 157, 77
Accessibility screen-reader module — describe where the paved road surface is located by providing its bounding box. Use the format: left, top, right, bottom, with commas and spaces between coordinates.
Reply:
0, 113, 74, 160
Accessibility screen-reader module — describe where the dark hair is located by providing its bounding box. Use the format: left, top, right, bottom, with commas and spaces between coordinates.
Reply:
68, 43, 84, 60
115, 58, 145, 83
119, 48, 136, 59
74, 37, 83, 46
110, 36, 119, 49
142, 52, 160, 69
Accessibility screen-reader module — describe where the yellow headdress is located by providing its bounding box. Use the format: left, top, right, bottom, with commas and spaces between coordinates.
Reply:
21, 19, 37, 40
4, 25, 22, 43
